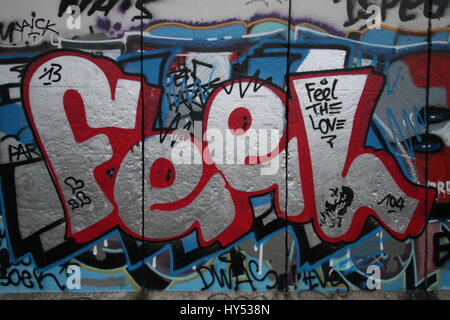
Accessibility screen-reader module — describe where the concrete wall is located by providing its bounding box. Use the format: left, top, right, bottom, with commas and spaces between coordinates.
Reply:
0, 0, 448, 294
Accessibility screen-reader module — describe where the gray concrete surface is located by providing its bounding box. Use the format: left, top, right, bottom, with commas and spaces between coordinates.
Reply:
0, 290, 449, 300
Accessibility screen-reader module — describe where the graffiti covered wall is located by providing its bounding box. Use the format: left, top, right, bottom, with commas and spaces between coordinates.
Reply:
0, 0, 449, 293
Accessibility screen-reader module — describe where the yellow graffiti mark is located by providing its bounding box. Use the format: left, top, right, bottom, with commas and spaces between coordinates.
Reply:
347, 24, 450, 38
76, 261, 140, 291
166, 258, 216, 289
144, 17, 297, 35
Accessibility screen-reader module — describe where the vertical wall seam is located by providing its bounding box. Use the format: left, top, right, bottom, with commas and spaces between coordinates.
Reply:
284, 0, 292, 293
140, 3, 146, 293
424, 0, 433, 293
